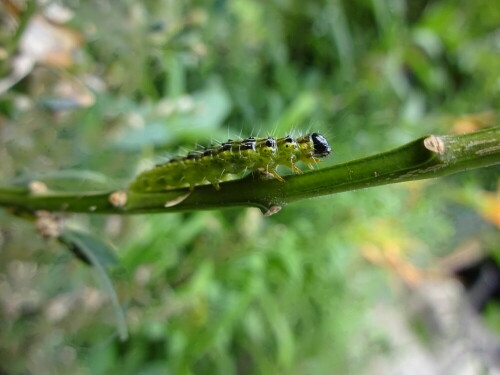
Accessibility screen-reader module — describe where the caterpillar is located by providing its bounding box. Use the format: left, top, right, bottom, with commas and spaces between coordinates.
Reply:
129, 133, 331, 192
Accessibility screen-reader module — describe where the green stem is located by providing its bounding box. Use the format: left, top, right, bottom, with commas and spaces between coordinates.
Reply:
1, 127, 499, 215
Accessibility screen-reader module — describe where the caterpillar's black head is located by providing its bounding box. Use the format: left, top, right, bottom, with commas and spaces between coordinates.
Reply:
311, 133, 331, 157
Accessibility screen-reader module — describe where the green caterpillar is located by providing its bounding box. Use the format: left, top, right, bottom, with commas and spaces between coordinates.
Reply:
129, 133, 331, 192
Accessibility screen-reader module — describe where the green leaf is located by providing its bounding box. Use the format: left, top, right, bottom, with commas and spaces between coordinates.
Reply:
61, 228, 119, 267
60, 228, 128, 340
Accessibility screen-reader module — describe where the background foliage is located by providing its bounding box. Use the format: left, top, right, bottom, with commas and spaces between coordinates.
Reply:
0, 0, 499, 374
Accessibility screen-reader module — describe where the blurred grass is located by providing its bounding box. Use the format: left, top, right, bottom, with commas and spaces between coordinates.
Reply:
0, 0, 499, 374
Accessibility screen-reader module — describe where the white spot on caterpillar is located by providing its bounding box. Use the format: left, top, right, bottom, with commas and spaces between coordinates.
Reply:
109, 191, 127, 207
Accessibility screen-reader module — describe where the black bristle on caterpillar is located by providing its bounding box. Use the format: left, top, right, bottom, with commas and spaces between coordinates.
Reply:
129, 133, 331, 192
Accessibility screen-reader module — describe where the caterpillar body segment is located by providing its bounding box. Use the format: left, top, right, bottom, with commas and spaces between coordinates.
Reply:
129, 133, 332, 192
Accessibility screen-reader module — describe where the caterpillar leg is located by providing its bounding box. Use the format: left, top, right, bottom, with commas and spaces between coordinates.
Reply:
260, 168, 286, 182
270, 170, 286, 182
256, 168, 284, 182
306, 158, 322, 169
208, 179, 221, 190
289, 163, 303, 174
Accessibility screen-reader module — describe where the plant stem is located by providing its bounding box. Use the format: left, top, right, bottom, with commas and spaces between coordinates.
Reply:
1, 127, 499, 215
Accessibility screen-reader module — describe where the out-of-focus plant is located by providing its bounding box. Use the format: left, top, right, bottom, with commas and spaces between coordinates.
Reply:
1, 0, 499, 374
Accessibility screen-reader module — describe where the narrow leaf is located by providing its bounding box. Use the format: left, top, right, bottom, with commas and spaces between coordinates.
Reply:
60, 228, 128, 340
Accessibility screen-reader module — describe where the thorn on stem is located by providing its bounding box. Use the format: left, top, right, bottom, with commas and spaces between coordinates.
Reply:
164, 191, 192, 207
263, 205, 282, 216
29, 181, 48, 194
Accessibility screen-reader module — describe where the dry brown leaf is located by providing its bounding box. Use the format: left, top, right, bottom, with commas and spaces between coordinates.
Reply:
478, 191, 500, 228
0, 13, 84, 94
20, 14, 83, 68
451, 111, 496, 134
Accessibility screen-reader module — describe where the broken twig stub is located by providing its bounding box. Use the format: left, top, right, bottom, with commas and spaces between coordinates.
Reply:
108, 191, 128, 208
424, 135, 446, 155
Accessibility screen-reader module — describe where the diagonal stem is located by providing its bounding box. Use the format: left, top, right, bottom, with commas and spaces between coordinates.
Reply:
1, 127, 499, 215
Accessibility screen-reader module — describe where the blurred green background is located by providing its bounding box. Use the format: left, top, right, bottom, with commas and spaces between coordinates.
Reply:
0, 0, 499, 374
